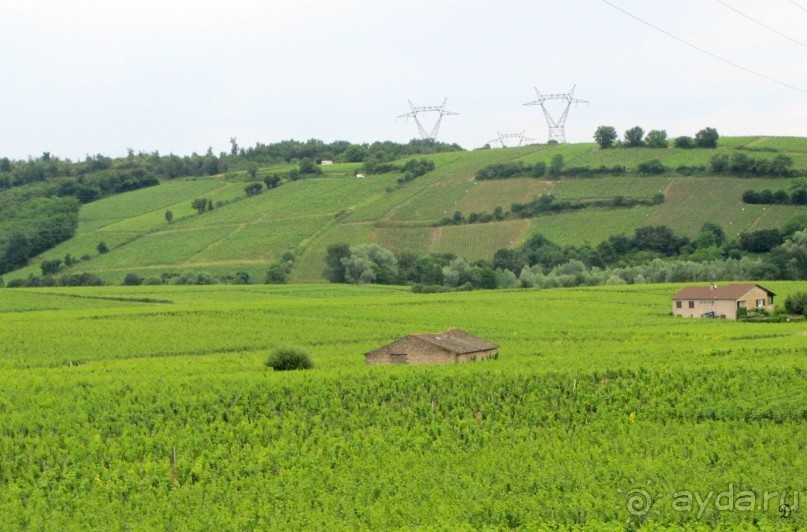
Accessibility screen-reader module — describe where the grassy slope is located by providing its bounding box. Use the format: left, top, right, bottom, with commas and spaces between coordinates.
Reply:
0, 283, 805, 528
5, 136, 806, 284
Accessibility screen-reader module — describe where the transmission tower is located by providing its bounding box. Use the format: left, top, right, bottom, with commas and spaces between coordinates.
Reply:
523, 85, 587, 143
488, 130, 534, 148
396, 98, 458, 141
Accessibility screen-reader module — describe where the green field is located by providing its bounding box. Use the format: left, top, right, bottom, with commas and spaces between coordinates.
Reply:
5, 137, 807, 284
1, 282, 805, 529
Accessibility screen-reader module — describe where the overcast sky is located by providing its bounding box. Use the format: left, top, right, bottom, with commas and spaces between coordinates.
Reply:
1, 0, 805, 160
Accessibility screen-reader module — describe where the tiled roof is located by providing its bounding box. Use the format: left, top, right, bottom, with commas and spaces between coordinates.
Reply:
671, 283, 775, 300
414, 328, 497, 354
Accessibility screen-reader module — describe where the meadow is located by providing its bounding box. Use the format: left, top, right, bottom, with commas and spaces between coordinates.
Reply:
5, 136, 806, 285
1, 282, 805, 529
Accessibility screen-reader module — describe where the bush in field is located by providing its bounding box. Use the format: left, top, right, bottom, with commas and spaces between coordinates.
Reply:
784, 292, 807, 316
123, 273, 143, 286
265, 348, 314, 371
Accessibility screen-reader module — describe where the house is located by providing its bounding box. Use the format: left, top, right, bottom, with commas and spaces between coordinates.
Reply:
671, 283, 775, 320
320, 160, 334, 165
365, 328, 498, 365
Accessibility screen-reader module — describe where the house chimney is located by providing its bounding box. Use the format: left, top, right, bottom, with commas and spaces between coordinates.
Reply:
709, 282, 717, 291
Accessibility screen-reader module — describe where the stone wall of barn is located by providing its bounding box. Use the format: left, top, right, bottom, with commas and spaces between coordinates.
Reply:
365, 337, 454, 365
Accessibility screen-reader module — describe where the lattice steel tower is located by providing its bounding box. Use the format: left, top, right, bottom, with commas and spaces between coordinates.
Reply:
488, 130, 534, 148
397, 98, 458, 141
523, 86, 587, 143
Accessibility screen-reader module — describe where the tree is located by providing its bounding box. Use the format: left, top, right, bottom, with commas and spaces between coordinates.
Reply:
165, 210, 173, 224
123, 273, 143, 286
324, 243, 351, 283
264, 263, 288, 284
739, 229, 782, 253
548, 154, 564, 178
695, 127, 719, 148
40, 259, 62, 275
97, 241, 109, 254
0, 233, 32, 274
191, 198, 209, 214
645, 130, 668, 149
341, 244, 399, 284
698, 222, 726, 248
637, 159, 665, 175
674, 136, 695, 149
593, 126, 618, 149
263, 174, 281, 189
623, 126, 645, 147
244, 183, 263, 196
776, 230, 807, 279
298, 158, 322, 176
784, 291, 807, 315
246, 162, 259, 180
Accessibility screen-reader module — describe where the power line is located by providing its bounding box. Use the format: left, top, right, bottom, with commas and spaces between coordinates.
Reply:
598, 0, 807, 95
790, 0, 807, 14
714, 0, 807, 50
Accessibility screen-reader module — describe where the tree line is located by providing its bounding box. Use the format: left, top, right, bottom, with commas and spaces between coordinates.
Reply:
322, 215, 807, 291
593, 126, 719, 149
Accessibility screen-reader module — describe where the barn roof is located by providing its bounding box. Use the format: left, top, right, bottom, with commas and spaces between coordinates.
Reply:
671, 283, 775, 301
413, 328, 497, 354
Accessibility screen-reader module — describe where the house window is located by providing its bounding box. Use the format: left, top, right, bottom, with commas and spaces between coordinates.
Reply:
756, 299, 766, 307
688, 301, 695, 309
676, 301, 682, 309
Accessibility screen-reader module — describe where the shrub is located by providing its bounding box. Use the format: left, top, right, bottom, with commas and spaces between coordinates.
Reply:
784, 292, 807, 316
143, 276, 163, 285
265, 348, 314, 371
123, 273, 143, 286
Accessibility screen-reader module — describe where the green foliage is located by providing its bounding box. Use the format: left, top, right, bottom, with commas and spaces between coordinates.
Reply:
593, 125, 617, 149
123, 272, 143, 286
191, 198, 211, 214
645, 129, 668, 148
623, 126, 645, 147
264, 263, 288, 284
97, 241, 109, 254
674, 136, 695, 149
695, 127, 720, 148
341, 244, 399, 284
265, 347, 314, 371
637, 159, 666, 175
244, 182, 263, 196
0, 283, 805, 528
548, 154, 564, 178
324, 243, 351, 283
784, 291, 807, 315
40, 259, 63, 275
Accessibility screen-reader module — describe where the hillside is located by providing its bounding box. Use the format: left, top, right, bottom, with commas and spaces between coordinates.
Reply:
4, 136, 807, 284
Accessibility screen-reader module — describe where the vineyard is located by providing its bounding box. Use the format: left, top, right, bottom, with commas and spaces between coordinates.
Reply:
0, 283, 805, 528
4, 136, 807, 284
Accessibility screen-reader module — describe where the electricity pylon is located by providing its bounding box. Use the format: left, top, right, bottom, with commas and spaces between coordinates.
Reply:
523, 86, 587, 143
397, 98, 458, 141
488, 130, 534, 148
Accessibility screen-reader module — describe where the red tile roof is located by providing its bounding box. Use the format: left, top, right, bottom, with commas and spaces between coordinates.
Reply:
671, 283, 775, 301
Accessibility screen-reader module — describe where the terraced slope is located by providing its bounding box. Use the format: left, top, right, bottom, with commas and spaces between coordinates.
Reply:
6, 136, 806, 284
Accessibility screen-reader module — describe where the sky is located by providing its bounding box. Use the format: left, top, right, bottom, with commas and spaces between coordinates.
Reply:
1, 0, 806, 160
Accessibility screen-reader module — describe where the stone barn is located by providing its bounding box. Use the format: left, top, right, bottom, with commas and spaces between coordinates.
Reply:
364, 328, 498, 365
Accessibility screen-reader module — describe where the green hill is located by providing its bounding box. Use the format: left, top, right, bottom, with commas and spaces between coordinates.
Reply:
5, 136, 807, 284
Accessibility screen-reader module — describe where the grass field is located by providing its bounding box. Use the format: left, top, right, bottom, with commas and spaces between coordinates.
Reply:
5, 137, 807, 284
0, 282, 805, 529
